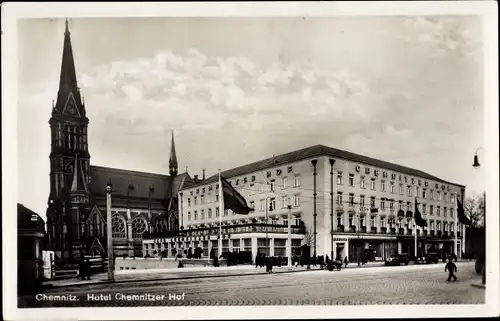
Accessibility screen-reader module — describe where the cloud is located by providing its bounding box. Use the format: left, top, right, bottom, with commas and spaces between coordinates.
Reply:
79, 49, 376, 133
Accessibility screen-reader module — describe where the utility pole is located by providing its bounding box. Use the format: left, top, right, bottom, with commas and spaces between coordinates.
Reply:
287, 202, 292, 268
106, 182, 114, 281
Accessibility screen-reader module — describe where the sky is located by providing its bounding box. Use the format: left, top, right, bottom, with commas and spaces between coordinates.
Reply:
17, 16, 485, 220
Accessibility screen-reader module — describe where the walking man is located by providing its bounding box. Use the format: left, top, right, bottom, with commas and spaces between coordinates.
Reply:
344, 256, 348, 268
445, 258, 458, 282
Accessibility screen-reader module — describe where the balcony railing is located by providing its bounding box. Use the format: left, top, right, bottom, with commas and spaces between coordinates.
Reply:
437, 231, 442, 237
380, 227, 387, 234
143, 223, 306, 239
112, 232, 126, 239
430, 230, 435, 236
337, 225, 345, 232
390, 227, 396, 234
349, 226, 356, 233
407, 229, 413, 235
457, 232, 461, 238
370, 227, 377, 233
443, 231, 449, 238
423, 230, 428, 236
398, 228, 404, 235
360, 226, 367, 233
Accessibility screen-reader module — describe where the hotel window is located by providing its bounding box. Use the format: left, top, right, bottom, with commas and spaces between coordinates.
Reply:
422, 204, 426, 214
423, 188, 427, 199
360, 195, 365, 207
371, 178, 376, 190
360, 216, 365, 227
370, 217, 376, 227
336, 192, 343, 205
201, 209, 205, 220
444, 192, 447, 203
349, 194, 355, 206
450, 223, 454, 232
381, 199, 385, 210
201, 195, 205, 204
437, 221, 441, 231
281, 196, 287, 208
430, 205, 434, 215
208, 208, 212, 218
348, 215, 354, 227
270, 198, 276, 211
443, 207, 447, 217
283, 218, 288, 226
216, 208, 220, 217
337, 214, 343, 226
399, 201, 403, 210
194, 211, 198, 220
399, 184, 403, 195
360, 176, 365, 189
270, 180, 275, 192
390, 200, 394, 210
259, 183, 265, 193
390, 182, 395, 193
381, 180, 386, 192
407, 201, 411, 211
249, 201, 255, 210
430, 221, 435, 230
294, 215, 301, 226
407, 186, 412, 196
224, 209, 229, 217
259, 200, 265, 211
381, 217, 386, 227
293, 194, 300, 207
437, 191, 441, 201
337, 171, 343, 185
451, 194, 455, 203
349, 174, 355, 187
294, 175, 301, 187
370, 197, 376, 208
282, 177, 287, 189
430, 190, 434, 200
437, 206, 441, 216
188, 212, 192, 221
187, 198, 191, 207
194, 197, 198, 205
450, 208, 454, 217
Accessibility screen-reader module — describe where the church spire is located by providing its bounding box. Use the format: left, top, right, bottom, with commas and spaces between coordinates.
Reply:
169, 130, 178, 176
54, 18, 85, 118
70, 154, 89, 194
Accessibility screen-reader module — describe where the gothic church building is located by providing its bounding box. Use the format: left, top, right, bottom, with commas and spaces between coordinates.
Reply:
45, 21, 196, 264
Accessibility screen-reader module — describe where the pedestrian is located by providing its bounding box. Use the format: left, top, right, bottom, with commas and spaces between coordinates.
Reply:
266, 257, 273, 273
344, 256, 348, 268
445, 258, 458, 282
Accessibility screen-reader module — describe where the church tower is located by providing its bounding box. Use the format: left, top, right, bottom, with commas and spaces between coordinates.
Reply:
46, 20, 91, 260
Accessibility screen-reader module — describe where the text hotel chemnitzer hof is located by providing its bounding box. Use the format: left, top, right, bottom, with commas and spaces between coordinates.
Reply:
143, 148, 465, 262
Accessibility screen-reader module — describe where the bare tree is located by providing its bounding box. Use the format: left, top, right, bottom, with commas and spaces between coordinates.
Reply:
464, 194, 485, 228
303, 228, 314, 248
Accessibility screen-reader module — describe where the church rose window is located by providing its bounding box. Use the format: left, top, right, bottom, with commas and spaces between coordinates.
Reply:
155, 218, 168, 233
132, 216, 148, 235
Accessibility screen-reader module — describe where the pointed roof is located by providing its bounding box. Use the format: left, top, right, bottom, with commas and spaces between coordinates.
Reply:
70, 155, 89, 193
54, 19, 85, 119
169, 130, 178, 174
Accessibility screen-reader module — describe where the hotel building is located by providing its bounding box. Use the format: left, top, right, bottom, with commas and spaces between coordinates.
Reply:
143, 145, 466, 263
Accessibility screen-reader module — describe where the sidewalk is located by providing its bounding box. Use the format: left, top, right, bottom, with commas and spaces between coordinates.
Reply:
43, 261, 386, 288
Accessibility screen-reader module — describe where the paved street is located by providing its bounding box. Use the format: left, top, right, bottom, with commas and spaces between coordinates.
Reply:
19, 262, 484, 307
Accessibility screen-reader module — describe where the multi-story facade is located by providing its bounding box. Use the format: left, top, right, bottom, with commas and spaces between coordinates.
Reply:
143, 145, 466, 262
44, 21, 195, 264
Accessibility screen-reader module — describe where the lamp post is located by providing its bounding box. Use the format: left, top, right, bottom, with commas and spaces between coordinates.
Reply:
287, 201, 292, 268
472, 147, 486, 286
265, 196, 272, 257
106, 182, 114, 281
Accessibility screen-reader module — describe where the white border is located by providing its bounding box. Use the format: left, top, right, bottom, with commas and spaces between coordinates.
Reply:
2, 1, 499, 320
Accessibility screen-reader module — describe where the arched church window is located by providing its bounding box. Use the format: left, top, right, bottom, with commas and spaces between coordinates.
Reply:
112, 214, 126, 238
132, 216, 148, 238
155, 218, 168, 233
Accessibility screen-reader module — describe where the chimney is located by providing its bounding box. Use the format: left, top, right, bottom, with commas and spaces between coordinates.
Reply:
202, 169, 206, 180
194, 175, 199, 182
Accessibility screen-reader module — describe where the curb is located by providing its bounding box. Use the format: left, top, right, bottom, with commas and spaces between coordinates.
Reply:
43, 267, 318, 289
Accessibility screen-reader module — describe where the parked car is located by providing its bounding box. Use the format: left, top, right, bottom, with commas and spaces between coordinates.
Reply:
385, 254, 409, 266
416, 253, 440, 264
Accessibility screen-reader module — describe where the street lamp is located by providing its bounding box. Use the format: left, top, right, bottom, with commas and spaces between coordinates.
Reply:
472, 147, 486, 286
265, 196, 272, 257
106, 181, 114, 281
287, 200, 292, 268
